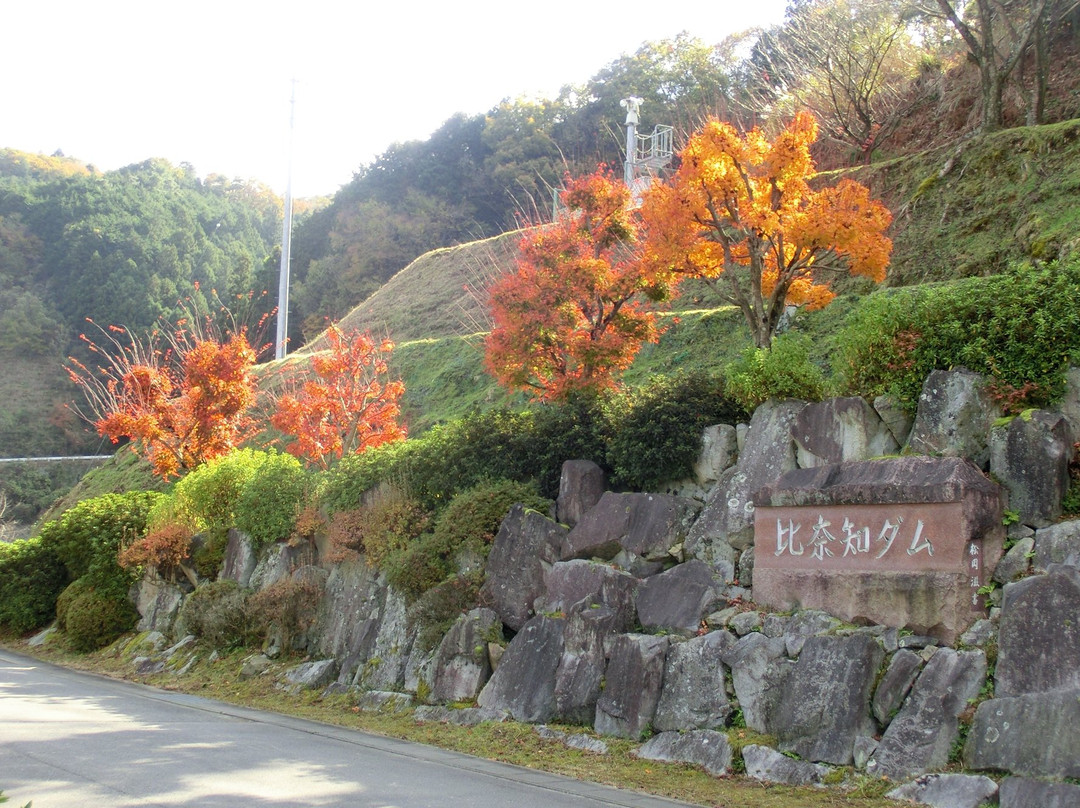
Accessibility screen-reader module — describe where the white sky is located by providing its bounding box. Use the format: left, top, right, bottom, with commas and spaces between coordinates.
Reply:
3, 1, 787, 198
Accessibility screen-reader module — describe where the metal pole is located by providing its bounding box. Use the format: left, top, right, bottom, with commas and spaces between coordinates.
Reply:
275, 81, 296, 360
620, 96, 642, 187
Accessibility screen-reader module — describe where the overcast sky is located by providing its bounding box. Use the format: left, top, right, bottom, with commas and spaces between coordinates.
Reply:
3, 1, 788, 198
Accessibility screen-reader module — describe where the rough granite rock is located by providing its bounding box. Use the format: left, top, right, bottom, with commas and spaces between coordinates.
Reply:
873, 394, 914, 447
594, 634, 669, 739
480, 504, 566, 631
995, 565, 1080, 698
989, 409, 1072, 528
653, 631, 734, 732
998, 777, 1080, 808
1032, 519, 1080, 572
793, 396, 899, 468
886, 773, 998, 808
477, 615, 565, 723
281, 658, 338, 692
133, 572, 188, 635
551, 598, 614, 724
686, 400, 807, 569
355, 587, 414, 692
741, 744, 828, 786
314, 559, 384, 682
428, 608, 501, 704
724, 632, 793, 734
221, 528, 258, 588
906, 369, 1002, 467
965, 689, 1080, 779
782, 610, 841, 657
693, 424, 739, 487
992, 536, 1034, 584
868, 649, 987, 780
773, 634, 883, 765
635, 559, 722, 637
635, 730, 732, 777
555, 459, 606, 528
541, 560, 638, 633
871, 649, 923, 727
561, 492, 700, 563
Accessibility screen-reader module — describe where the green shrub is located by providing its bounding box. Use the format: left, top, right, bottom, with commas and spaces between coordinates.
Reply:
326, 486, 431, 566
406, 571, 483, 653
836, 261, 1080, 413
607, 372, 748, 491
172, 448, 266, 537
234, 451, 310, 550
55, 579, 139, 653
382, 533, 453, 603
429, 478, 548, 556
248, 571, 326, 652
316, 439, 419, 514
37, 490, 164, 596
179, 580, 256, 649
724, 333, 828, 411
525, 393, 613, 498
0, 537, 69, 634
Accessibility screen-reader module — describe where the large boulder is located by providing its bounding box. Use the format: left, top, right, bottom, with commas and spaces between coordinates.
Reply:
314, 559, 385, 684
995, 565, 1080, 697
868, 649, 987, 780
693, 424, 739, 488
541, 559, 638, 633
772, 635, 883, 765
354, 588, 414, 691
220, 528, 258, 588
551, 598, 613, 724
965, 689, 1080, 779
635, 730, 732, 777
998, 777, 1080, 808
555, 460, 606, 528
477, 615, 565, 722
687, 400, 806, 560
871, 649, 923, 727
793, 397, 899, 468
561, 492, 699, 563
635, 560, 722, 637
1032, 519, 1080, 571
742, 744, 828, 786
428, 608, 501, 704
886, 774, 998, 808
653, 631, 734, 732
594, 634, 669, 739
724, 632, 793, 734
132, 571, 188, 635
906, 369, 1002, 467
480, 504, 566, 631
989, 410, 1072, 528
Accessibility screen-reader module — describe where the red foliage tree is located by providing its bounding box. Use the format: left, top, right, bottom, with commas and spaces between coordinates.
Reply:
269, 324, 407, 469
484, 168, 671, 401
67, 316, 258, 479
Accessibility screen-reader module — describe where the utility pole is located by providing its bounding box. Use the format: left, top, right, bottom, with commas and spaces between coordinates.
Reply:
275, 80, 296, 361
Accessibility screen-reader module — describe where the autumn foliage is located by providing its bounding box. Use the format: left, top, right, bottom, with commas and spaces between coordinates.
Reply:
68, 319, 258, 479
639, 111, 893, 348
484, 169, 669, 401
270, 324, 406, 469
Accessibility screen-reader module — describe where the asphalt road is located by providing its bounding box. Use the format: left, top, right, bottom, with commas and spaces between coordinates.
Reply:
0, 649, 695, 808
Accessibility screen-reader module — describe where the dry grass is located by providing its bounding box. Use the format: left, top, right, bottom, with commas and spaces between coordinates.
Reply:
6, 633, 899, 808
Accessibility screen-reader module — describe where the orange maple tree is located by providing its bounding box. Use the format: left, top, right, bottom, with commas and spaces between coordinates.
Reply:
639, 111, 893, 348
68, 319, 258, 479
484, 168, 671, 402
269, 324, 406, 469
